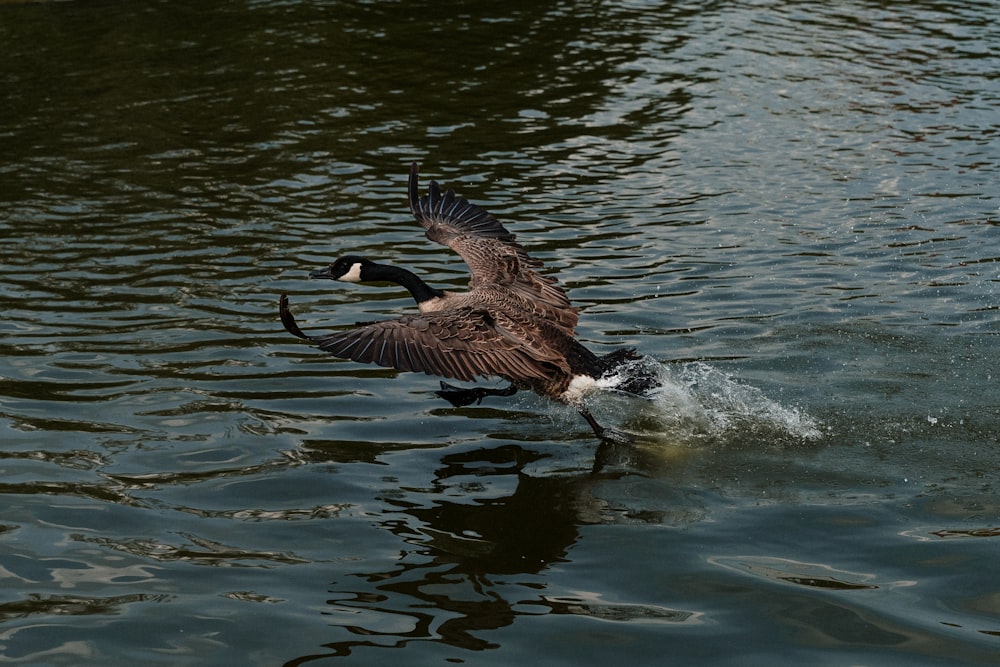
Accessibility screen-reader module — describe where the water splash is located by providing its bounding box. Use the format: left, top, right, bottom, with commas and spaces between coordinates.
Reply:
597, 359, 823, 444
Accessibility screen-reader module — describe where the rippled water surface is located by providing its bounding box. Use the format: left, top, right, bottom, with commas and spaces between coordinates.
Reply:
2, 0, 998, 664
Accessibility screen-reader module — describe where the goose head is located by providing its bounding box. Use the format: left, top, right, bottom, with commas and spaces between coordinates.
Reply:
310, 256, 373, 283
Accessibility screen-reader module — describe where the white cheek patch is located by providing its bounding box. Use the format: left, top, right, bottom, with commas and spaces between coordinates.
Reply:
338, 262, 364, 282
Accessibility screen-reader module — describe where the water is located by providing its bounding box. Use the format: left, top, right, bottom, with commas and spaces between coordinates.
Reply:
1, 0, 998, 664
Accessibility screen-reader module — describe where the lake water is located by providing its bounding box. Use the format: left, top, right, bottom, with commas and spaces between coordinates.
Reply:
2, 0, 998, 664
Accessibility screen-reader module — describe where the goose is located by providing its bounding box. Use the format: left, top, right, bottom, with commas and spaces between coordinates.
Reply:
279, 163, 655, 442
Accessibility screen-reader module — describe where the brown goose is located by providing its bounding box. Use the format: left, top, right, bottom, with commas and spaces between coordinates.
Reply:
279, 163, 652, 442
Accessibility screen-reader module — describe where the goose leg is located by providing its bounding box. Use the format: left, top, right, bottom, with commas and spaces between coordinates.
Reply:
435, 381, 518, 407
579, 407, 632, 445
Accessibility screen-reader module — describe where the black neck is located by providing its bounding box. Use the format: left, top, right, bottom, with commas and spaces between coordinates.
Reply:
365, 262, 445, 304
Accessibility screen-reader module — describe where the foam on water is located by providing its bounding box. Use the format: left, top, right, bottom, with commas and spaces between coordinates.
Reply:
596, 358, 823, 444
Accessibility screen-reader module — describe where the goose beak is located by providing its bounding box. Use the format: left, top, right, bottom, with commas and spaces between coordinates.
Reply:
309, 266, 335, 279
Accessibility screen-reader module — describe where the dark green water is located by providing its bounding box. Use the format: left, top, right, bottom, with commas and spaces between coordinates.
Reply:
2, 1, 998, 664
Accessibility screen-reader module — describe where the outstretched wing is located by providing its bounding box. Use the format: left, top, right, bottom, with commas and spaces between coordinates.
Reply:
280, 294, 564, 383
407, 162, 520, 246
407, 163, 577, 331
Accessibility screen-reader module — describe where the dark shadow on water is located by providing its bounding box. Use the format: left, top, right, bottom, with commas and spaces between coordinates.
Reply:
281, 444, 659, 663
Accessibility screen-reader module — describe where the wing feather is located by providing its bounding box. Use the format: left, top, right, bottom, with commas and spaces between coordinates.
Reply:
407, 162, 578, 331
302, 306, 563, 383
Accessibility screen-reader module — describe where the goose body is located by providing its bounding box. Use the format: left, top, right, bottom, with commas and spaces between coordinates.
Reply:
279, 163, 652, 442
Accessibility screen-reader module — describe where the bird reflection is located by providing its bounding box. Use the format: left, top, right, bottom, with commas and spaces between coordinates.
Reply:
283, 444, 618, 663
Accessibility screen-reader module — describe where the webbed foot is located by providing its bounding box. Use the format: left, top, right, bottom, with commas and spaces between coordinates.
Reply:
596, 426, 634, 446
435, 382, 517, 407
578, 407, 634, 445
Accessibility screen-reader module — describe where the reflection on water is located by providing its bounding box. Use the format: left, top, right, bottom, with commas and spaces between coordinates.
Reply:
324, 451, 583, 654
286, 444, 708, 660
1, 0, 998, 664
